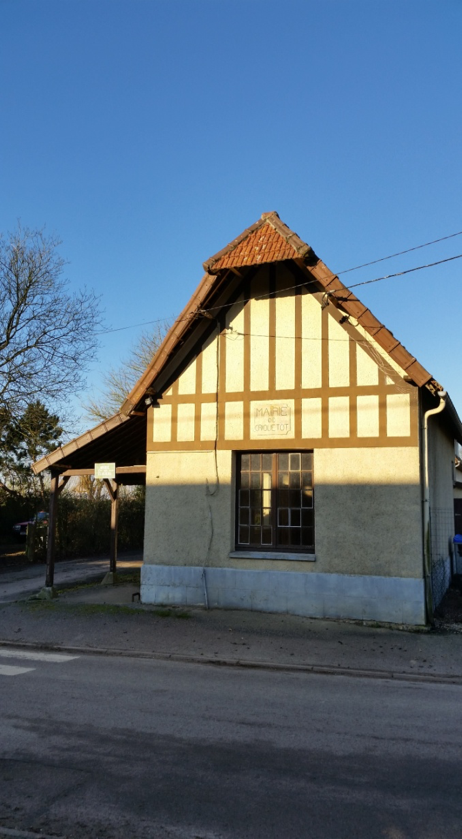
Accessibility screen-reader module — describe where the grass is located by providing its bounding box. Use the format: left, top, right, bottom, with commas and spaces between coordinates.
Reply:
116, 570, 141, 586
51, 568, 141, 595
21, 599, 190, 619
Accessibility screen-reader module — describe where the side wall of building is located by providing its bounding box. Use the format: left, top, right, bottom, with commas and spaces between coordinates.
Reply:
427, 416, 457, 604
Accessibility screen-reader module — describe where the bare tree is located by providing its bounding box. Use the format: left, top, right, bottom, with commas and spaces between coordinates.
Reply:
0, 224, 102, 414
84, 323, 169, 422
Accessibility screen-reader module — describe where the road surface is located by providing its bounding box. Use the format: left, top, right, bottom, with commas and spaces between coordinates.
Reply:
0, 648, 461, 838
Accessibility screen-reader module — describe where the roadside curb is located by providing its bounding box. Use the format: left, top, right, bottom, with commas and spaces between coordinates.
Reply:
1, 637, 461, 686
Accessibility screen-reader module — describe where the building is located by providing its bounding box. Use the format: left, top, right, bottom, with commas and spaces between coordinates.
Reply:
33, 212, 462, 624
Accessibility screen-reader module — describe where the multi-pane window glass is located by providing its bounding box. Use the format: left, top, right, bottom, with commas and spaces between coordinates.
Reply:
237, 452, 314, 552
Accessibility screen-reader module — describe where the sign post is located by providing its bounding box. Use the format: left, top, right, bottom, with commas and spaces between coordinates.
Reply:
95, 464, 118, 582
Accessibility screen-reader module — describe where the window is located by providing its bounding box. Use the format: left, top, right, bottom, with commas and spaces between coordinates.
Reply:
236, 452, 314, 552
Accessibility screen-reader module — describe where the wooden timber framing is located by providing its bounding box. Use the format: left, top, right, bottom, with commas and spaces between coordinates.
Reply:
59, 466, 146, 477
32, 415, 146, 591
146, 258, 422, 453
104, 479, 119, 574
121, 211, 444, 422
45, 473, 70, 589
31, 413, 147, 478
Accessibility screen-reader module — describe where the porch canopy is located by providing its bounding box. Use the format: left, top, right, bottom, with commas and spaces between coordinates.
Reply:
32, 412, 147, 589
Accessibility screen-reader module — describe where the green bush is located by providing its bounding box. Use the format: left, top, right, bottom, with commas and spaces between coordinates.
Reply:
1, 490, 145, 558
55, 494, 145, 558
0, 495, 44, 542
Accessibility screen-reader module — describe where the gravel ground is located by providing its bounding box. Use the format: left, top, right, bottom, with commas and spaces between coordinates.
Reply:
0, 578, 462, 681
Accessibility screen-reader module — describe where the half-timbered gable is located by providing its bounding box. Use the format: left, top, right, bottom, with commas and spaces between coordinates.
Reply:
147, 261, 419, 453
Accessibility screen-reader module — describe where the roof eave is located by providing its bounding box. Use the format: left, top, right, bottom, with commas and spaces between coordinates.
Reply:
32, 412, 131, 475
120, 270, 229, 415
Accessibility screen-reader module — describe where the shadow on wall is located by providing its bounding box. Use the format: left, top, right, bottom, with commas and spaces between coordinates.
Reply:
143, 477, 430, 579
142, 463, 454, 624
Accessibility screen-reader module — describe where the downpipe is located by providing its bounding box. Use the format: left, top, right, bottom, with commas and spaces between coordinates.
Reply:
202, 567, 209, 610
422, 390, 447, 623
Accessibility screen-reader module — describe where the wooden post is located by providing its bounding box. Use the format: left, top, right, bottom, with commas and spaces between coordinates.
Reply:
45, 471, 60, 588
104, 479, 119, 575
26, 523, 36, 564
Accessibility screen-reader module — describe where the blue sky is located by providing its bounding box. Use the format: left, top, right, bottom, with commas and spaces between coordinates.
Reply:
1, 0, 461, 428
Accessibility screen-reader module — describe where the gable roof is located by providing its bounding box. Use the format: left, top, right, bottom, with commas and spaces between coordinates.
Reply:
33, 210, 460, 475
121, 211, 442, 415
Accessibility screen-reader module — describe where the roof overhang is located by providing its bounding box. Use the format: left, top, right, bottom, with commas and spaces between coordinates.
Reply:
33, 412, 147, 484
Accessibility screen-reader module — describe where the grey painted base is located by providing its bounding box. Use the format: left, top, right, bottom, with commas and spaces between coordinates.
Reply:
141, 564, 426, 625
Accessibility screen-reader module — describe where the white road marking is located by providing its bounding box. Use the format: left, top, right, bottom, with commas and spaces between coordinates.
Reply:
0, 664, 35, 676
0, 648, 79, 663
0, 826, 64, 838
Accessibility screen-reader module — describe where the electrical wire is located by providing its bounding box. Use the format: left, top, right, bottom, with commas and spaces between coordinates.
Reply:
347, 253, 462, 290
197, 252, 462, 313
96, 245, 462, 335
336, 229, 462, 275
225, 330, 364, 342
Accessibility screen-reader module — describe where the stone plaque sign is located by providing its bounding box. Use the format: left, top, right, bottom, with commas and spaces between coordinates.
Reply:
250, 400, 294, 439
94, 462, 116, 480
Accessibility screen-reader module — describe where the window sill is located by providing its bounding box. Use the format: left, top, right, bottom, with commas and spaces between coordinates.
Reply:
229, 551, 316, 562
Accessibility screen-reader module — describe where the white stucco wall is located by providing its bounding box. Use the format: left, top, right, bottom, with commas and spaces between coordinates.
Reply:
314, 447, 422, 579
144, 446, 422, 577
143, 450, 233, 568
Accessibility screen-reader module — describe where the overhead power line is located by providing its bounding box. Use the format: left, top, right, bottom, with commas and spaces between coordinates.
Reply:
336, 230, 462, 275
211, 252, 462, 310
96, 237, 462, 336
347, 253, 462, 290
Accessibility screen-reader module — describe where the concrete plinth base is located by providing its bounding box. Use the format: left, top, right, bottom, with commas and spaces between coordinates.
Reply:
29, 586, 59, 601
101, 572, 119, 585
141, 564, 427, 625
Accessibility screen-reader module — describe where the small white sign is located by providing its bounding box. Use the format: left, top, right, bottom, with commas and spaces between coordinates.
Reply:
94, 462, 116, 480
250, 400, 294, 439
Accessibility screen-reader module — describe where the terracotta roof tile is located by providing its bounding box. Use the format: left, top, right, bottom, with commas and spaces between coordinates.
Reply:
203, 211, 312, 274
212, 222, 296, 270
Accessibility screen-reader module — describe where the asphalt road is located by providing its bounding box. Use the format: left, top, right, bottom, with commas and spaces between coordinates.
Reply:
0, 648, 461, 839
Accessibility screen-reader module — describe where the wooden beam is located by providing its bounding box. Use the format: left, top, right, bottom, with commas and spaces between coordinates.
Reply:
61, 465, 146, 477
58, 475, 70, 496
103, 478, 116, 501
104, 479, 119, 574
45, 471, 59, 588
